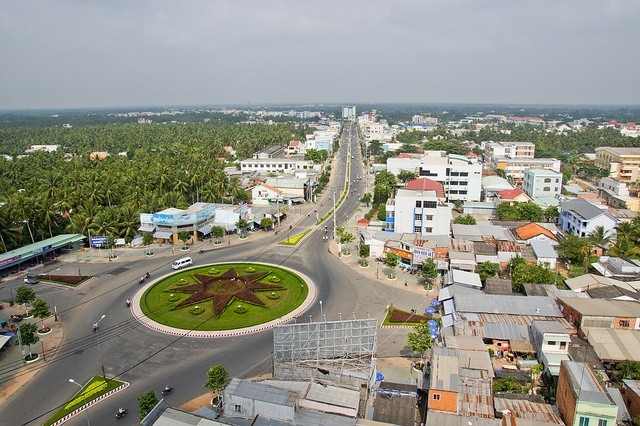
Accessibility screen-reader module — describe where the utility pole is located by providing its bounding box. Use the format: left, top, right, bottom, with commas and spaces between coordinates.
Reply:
333, 187, 337, 242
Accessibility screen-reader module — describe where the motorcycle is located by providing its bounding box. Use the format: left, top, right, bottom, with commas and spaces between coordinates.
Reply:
139, 276, 145, 284
144, 271, 150, 279
116, 408, 128, 419
11, 314, 23, 322
126, 299, 131, 308
162, 385, 173, 396
92, 323, 98, 332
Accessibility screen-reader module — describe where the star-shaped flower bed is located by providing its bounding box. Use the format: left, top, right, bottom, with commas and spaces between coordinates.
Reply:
167, 268, 285, 316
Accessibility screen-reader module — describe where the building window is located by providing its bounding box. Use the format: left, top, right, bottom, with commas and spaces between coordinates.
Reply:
235, 405, 242, 412
578, 417, 590, 426
425, 227, 433, 233
424, 201, 437, 208
414, 213, 421, 220
544, 178, 551, 183
414, 226, 421, 233
543, 187, 550, 191
416, 201, 422, 208
425, 215, 433, 220
548, 341, 556, 346
460, 172, 468, 177
597, 420, 607, 426
432, 393, 441, 400
559, 342, 567, 350
620, 320, 631, 328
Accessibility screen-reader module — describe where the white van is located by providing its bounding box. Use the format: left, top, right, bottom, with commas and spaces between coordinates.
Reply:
172, 257, 193, 270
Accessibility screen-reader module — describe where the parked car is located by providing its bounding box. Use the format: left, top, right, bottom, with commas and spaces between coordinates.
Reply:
24, 275, 39, 284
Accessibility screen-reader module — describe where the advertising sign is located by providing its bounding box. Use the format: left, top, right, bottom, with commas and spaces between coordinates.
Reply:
412, 247, 434, 264
151, 213, 174, 226
195, 204, 216, 221
0, 255, 20, 267
90, 236, 108, 248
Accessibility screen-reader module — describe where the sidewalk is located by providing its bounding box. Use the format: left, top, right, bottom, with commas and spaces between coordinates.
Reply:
0, 305, 64, 404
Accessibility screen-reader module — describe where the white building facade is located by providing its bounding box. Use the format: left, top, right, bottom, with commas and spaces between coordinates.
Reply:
558, 198, 618, 238
523, 169, 563, 198
386, 189, 452, 236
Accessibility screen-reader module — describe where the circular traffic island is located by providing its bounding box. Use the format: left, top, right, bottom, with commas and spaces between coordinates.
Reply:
138, 263, 312, 335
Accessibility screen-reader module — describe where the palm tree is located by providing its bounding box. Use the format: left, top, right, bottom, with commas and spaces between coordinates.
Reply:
7, 193, 36, 244
588, 226, 611, 248
607, 237, 640, 258
615, 222, 636, 242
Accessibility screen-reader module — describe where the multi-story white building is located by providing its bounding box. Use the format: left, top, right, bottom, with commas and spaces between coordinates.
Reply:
240, 146, 320, 173
341, 106, 356, 121
598, 176, 640, 212
385, 185, 452, 236
558, 198, 618, 238
523, 169, 563, 198
495, 157, 561, 182
483, 141, 535, 162
387, 151, 482, 202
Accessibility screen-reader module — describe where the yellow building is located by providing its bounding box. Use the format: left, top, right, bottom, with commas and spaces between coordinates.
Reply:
595, 147, 640, 183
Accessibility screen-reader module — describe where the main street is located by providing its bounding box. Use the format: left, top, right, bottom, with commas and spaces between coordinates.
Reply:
0, 123, 423, 425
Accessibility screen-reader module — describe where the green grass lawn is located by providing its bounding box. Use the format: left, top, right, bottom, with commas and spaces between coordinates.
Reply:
44, 376, 124, 426
140, 263, 309, 331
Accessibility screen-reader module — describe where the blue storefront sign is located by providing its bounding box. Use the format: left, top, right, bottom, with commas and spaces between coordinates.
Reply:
90, 236, 108, 248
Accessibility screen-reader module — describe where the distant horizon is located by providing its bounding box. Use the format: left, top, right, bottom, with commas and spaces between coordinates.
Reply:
2, 101, 640, 114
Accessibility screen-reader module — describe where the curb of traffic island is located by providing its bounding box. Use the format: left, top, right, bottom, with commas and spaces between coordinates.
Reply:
130, 262, 317, 338
52, 381, 130, 426
380, 324, 414, 329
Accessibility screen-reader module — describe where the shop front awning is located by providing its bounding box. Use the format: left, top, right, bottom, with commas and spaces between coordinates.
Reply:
153, 231, 173, 239
198, 225, 213, 235
225, 224, 238, 232
138, 225, 156, 232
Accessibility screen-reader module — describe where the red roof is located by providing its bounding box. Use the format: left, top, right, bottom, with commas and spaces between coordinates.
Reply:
394, 153, 414, 159
356, 218, 370, 226
405, 178, 444, 198
497, 187, 528, 200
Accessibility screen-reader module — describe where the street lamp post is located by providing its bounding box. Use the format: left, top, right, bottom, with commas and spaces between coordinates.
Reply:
319, 300, 323, 322
94, 314, 106, 379
69, 379, 90, 426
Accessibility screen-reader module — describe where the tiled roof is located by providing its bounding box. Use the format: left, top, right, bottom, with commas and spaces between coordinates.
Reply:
405, 178, 444, 198
514, 223, 558, 241
498, 187, 528, 200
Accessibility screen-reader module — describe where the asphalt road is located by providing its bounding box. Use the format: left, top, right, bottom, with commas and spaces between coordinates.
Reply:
0, 123, 420, 425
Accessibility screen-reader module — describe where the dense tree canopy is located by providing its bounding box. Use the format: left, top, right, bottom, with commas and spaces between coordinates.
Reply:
0, 122, 298, 251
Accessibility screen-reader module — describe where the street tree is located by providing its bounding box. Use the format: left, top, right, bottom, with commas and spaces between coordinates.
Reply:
407, 322, 432, 359
211, 226, 225, 244
544, 206, 559, 223
235, 219, 249, 238
260, 217, 273, 230
422, 258, 438, 289
359, 244, 370, 259
19, 322, 38, 360
204, 364, 230, 395
339, 231, 354, 245
30, 298, 51, 331
360, 193, 372, 207
178, 231, 191, 247
15, 285, 36, 315
385, 252, 399, 278
138, 389, 159, 420
142, 232, 154, 254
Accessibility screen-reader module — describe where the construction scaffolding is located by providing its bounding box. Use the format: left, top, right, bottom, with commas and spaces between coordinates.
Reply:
273, 318, 378, 390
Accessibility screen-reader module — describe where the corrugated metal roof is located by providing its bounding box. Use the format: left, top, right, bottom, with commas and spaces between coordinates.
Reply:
530, 240, 558, 259
227, 378, 297, 406
493, 397, 563, 424
483, 323, 530, 340
455, 294, 562, 317
584, 327, 640, 362
563, 361, 614, 405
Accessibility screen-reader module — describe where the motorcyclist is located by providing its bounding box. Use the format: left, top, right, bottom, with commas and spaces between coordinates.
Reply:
118, 408, 126, 414
126, 299, 131, 307
92, 323, 98, 332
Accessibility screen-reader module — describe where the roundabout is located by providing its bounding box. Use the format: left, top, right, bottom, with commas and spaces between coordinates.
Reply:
131, 262, 317, 337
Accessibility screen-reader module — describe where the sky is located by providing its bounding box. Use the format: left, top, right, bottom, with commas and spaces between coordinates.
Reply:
1, 1, 639, 109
